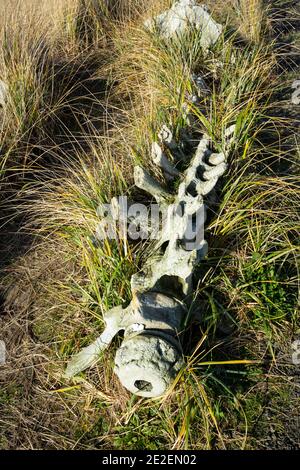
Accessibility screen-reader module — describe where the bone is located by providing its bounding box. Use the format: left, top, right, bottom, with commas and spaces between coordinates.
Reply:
66, 293, 186, 397
151, 142, 180, 178
131, 129, 231, 296
196, 177, 218, 196
203, 162, 227, 180
224, 124, 236, 149
224, 124, 236, 138
65, 336, 109, 378
65, 3, 232, 401
65, 306, 123, 378
114, 335, 183, 397
158, 125, 178, 150
134, 166, 170, 204
144, 0, 222, 51
66, 97, 235, 397
208, 152, 225, 165
0, 80, 8, 109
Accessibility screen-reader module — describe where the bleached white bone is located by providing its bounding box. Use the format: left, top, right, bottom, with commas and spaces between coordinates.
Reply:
131, 126, 235, 295
151, 142, 180, 179
67, 122, 235, 394
66, 0, 236, 398
134, 166, 170, 204
144, 1, 222, 50
65, 306, 123, 378
65, 294, 185, 397
0, 80, 8, 109
158, 125, 178, 150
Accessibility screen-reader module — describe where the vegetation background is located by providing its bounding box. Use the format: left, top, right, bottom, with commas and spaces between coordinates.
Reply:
0, 0, 299, 450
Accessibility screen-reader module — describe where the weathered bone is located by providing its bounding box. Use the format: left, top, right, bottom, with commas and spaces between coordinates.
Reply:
151, 142, 180, 179
158, 125, 178, 150
66, 124, 234, 394
0, 80, 8, 110
65, 306, 123, 378
66, 293, 185, 396
158, 124, 190, 163
66, 4, 235, 398
144, 0, 222, 50
134, 166, 170, 205
114, 292, 186, 397
130, 131, 231, 296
